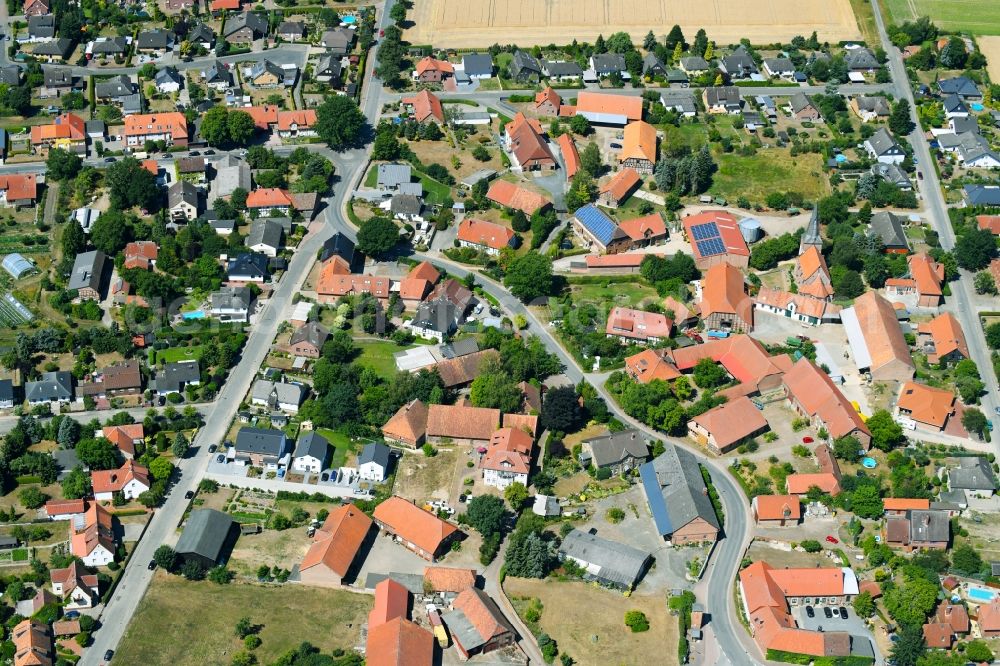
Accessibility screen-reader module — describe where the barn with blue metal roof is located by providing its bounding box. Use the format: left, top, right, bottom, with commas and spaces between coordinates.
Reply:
572, 205, 630, 254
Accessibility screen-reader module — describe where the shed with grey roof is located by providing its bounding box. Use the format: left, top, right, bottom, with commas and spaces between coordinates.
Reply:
175, 509, 239, 570
68, 250, 107, 300
559, 529, 653, 589
640, 444, 720, 545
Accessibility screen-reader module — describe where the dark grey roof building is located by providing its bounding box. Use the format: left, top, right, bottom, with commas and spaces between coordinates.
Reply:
640, 444, 720, 543
541, 60, 583, 78
227, 252, 270, 282
845, 47, 879, 71
410, 298, 459, 337
358, 441, 390, 470
90, 36, 129, 56
590, 53, 626, 76
559, 529, 653, 590
224, 12, 268, 41
292, 431, 329, 468
68, 250, 107, 297
189, 22, 215, 46
581, 430, 649, 473
949, 457, 997, 492
246, 219, 284, 254
34, 38, 73, 59
25, 371, 73, 404
234, 427, 290, 464
462, 53, 493, 78
289, 321, 329, 349
938, 76, 981, 99
176, 509, 239, 569
510, 50, 542, 82
28, 14, 55, 39
154, 360, 201, 395
869, 211, 909, 252
136, 29, 170, 50
908, 509, 950, 544
0, 66, 19, 86
319, 232, 355, 265
95, 75, 135, 99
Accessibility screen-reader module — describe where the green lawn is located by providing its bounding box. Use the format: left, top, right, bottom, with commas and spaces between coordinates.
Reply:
412, 168, 452, 206
354, 339, 410, 378
115, 577, 371, 666
153, 346, 203, 365
364, 164, 378, 187
709, 149, 830, 203
883, 0, 1000, 34
571, 280, 660, 308
315, 428, 354, 468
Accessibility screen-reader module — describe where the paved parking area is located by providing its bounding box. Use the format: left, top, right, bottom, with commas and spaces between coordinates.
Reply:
793, 605, 883, 664
354, 531, 435, 583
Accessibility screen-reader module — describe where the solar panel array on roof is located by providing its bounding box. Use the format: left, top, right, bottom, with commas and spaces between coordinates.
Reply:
690, 222, 718, 241
696, 238, 726, 257
574, 205, 619, 246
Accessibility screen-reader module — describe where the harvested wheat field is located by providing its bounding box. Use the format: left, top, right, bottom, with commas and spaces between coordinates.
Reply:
980, 36, 1000, 82
405, 0, 860, 48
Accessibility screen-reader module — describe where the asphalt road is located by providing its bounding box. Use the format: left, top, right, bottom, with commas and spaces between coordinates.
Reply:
0, 403, 214, 436
871, 0, 1000, 419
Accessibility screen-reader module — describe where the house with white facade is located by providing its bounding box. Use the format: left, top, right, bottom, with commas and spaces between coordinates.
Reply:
358, 442, 391, 482
291, 431, 329, 473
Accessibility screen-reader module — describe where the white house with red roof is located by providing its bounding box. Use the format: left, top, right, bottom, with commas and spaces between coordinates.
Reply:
91, 460, 150, 501
480, 427, 533, 490
69, 503, 116, 566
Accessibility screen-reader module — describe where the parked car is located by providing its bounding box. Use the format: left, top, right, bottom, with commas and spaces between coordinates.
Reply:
805, 605, 814, 618
64, 611, 80, 619
104, 650, 114, 661
321, 472, 329, 481
216, 454, 225, 463
610, 142, 622, 149
823, 607, 833, 619
184, 490, 194, 499
147, 560, 156, 570
204, 150, 215, 155
189, 150, 200, 156
825, 535, 839, 544
208, 444, 217, 453
838, 607, 848, 620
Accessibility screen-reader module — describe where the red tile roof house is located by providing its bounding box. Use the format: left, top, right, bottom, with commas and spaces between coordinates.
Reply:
794, 246, 834, 300
0, 175, 39, 207
916, 312, 969, 365
50, 560, 100, 610
978, 214, 1000, 235
372, 496, 462, 561
23, 0, 48, 16
688, 394, 769, 454
625, 348, 681, 384
424, 566, 477, 593
276, 110, 318, 139
398, 260, 440, 309
896, 381, 956, 431
299, 503, 373, 587
700, 262, 753, 334
841, 290, 915, 382
597, 167, 642, 208
401, 90, 444, 124
425, 403, 500, 447
124, 112, 189, 148
558, 133, 580, 181
370, 578, 410, 629
751, 495, 801, 527
782, 358, 872, 449
77, 359, 144, 400
667, 334, 793, 397
442, 587, 517, 659
382, 399, 429, 448
91, 460, 151, 501
456, 218, 516, 256
882, 498, 930, 516
69, 502, 116, 567
683, 210, 751, 270
486, 180, 551, 216
101, 423, 144, 458
618, 213, 667, 248
123, 240, 158, 269
739, 560, 859, 661
534, 87, 561, 115
605, 306, 673, 344
413, 56, 454, 83
12, 619, 53, 666
366, 616, 434, 666
979, 600, 1000, 637
884, 508, 950, 551
504, 113, 556, 172
44, 499, 85, 522
907, 253, 946, 307
479, 427, 533, 491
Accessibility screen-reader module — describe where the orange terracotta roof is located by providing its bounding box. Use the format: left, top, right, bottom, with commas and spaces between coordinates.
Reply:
402, 90, 444, 124
922, 622, 953, 649
598, 167, 641, 202
434, 349, 499, 389
123, 112, 188, 141
980, 601, 1000, 632
372, 496, 460, 556
365, 617, 434, 666
505, 113, 554, 168
124, 241, 158, 261
457, 218, 515, 250
663, 296, 695, 324
247, 187, 294, 208
504, 112, 543, 136
883, 497, 930, 511
244, 105, 280, 130
992, 259, 1000, 290
908, 254, 945, 297
670, 335, 790, 390
408, 260, 440, 283
849, 291, 914, 375
683, 210, 750, 259
606, 306, 672, 342
210, 0, 240, 8
399, 278, 431, 302
30, 113, 86, 144
501, 413, 538, 437
625, 348, 681, 383
796, 246, 834, 299
785, 472, 841, 495
753, 495, 801, 521
618, 213, 665, 242
859, 580, 881, 598
415, 56, 454, 76
557, 133, 580, 179
0, 174, 38, 202
977, 214, 1000, 235
425, 403, 500, 440
934, 602, 969, 634
12, 619, 51, 666
782, 358, 870, 440
797, 246, 827, 281
701, 263, 753, 326
897, 381, 955, 428
300, 503, 372, 578
558, 104, 577, 117
369, 578, 410, 629
102, 423, 144, 457
534, 86, 561, 109
141, 159, 158, 175
585, 253, 648, 268
90, 460, 150, 494
755, 287, 840, 320
481, 427, 533, 475
382, 399, 429, 444
44, 499, 85, 517
70, 503, 115, 560
620, 120, 656, 164
918, 312, 969, 361
486, 180, 550, 215
691, 395, 768, 450
574, 91, 643, 121
451, 587, 514, 646
316, 269, 391, 298
276, 109, 317, 131
424, 566, 476, 592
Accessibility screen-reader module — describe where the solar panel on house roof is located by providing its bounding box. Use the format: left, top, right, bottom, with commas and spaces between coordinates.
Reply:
690, 222, 718, 241
575, 205, 619, 246
696, 238, 726, 257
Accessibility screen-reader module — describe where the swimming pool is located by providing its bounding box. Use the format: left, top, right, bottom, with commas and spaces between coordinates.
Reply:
182, 311, 206, 320
971, 103, 985, 112
342, 15, 356, 23
861, 457, 877, 469
968, 586, 997, 603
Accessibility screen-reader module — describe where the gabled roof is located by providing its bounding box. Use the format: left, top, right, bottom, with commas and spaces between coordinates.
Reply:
505, 112, 555, 167
424, 566, 476, 592
557, 133, 580, 179
223, 11, 268, 38
91, 460, 150, 494
701, 263, 752, 325
841, 291, 913, 376
574, 91, 643, 122
691, 395, 768, 450
584, 429, 648, 468
870, 211, 908, 250
640, 444, 719, 537
444, 587, 515, 652
574, 204, 625, 246
560, 529, 651, 588
486, 180, 550, 215
25, 371, 73, 402
124, 112, 188, 141
599, 167, 642, 202
382, 399, 429, 444
426, 404, 499, 440
70, 503, 115, 560
606, 306, 672, 341
365, 617, 434, 666
949, 456, 996, 491
753, 495, 801, 521
865, 128, 901, 157
415, 56, 454, 76
289, 321, 329, 348
782, 358, 869, 440
625, 348, 681, 383
401, 89, 444, 124
234, 427, 287, 456
373, 496, 460, 555
300, 503, 372, 578
293, 431, 329, 462
457, 218, 515, 250
175, 508, 236, 563
683, 210, 750, 260
370, 578, 410, 629
918, 312, 968, 360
